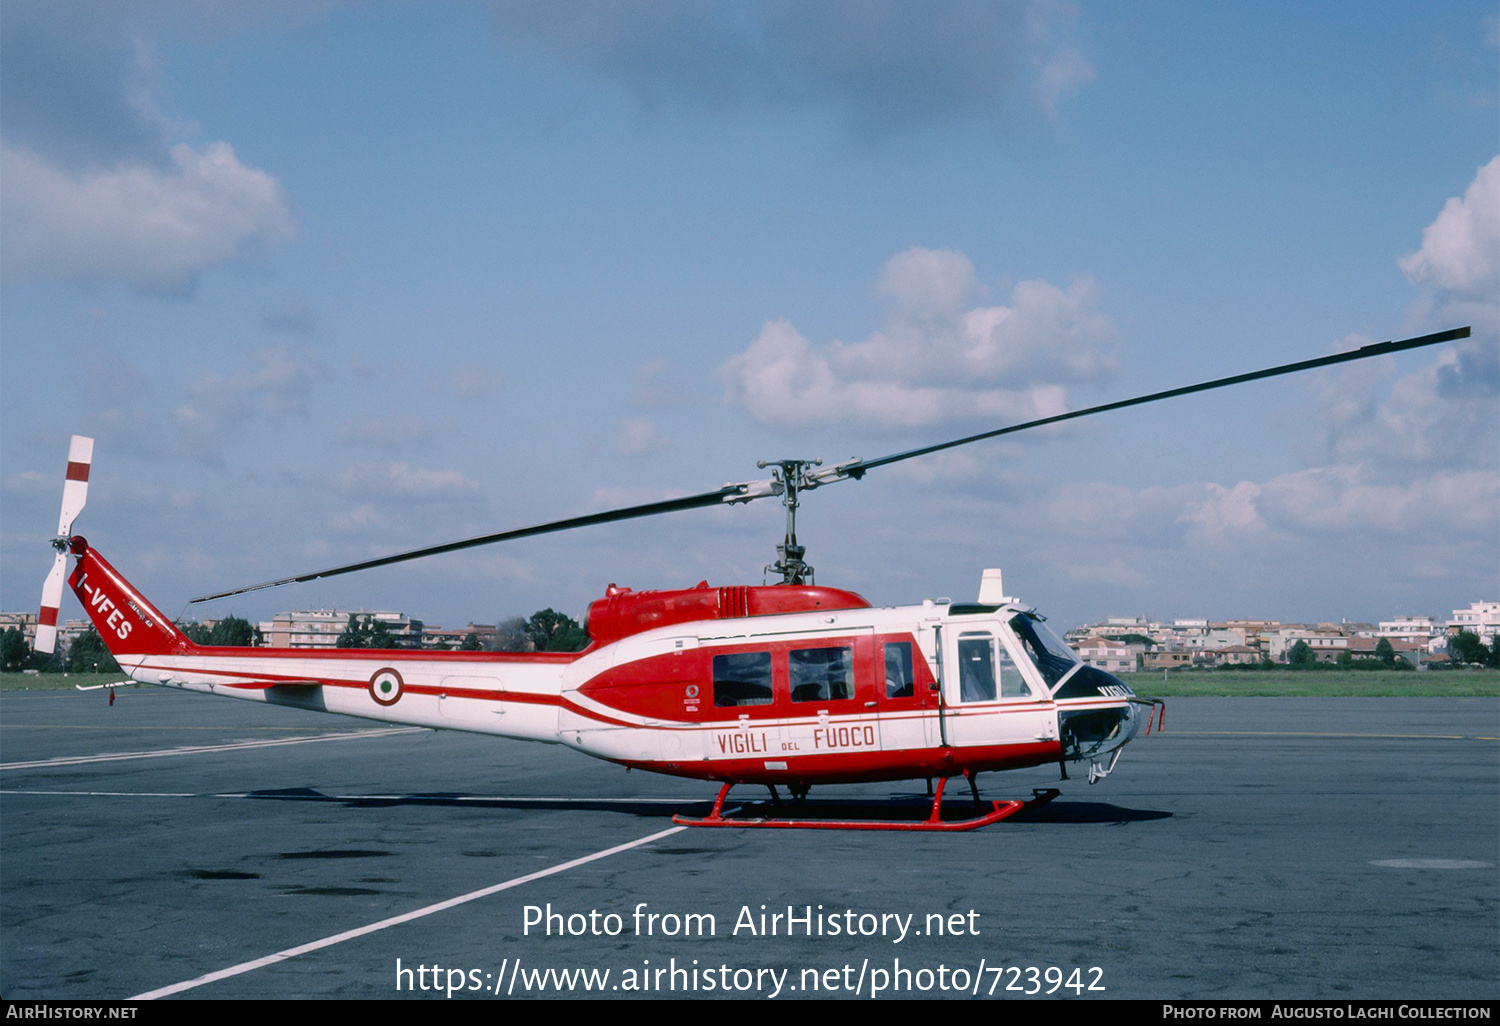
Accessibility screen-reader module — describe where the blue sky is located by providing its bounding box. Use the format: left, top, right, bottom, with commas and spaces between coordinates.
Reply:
2, 1, 1496, 634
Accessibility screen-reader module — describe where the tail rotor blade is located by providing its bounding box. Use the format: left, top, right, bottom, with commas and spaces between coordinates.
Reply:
36, 551, 67, 655
36, 435, 94, 655
58, 435, 93, 537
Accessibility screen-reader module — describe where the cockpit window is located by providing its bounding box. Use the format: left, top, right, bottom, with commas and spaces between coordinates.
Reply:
1009, 613, 1081, 690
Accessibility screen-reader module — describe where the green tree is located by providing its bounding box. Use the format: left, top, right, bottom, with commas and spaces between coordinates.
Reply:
459, 632, 482, 652
489, 617, 530, 652
1, 628, 31, 671
1374, 637, 1395, 668
208, 616, 259, 647
337, 614, 371, 648
1287, 640, 1316, 669
69, 628, 121, 673
1335, 649, 1353, 669
367, 618, 394, 648
337, 614, 395, 649
525, 609, 590, 652
1449, 630, 1487, 665
178, 622, 213, 644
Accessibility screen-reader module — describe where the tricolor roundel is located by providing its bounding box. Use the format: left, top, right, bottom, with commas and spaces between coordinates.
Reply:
369, 668, 404, 706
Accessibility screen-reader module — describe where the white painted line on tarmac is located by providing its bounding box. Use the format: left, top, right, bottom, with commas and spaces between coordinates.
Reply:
129, 823, 689, 1000
2, 789, 202, 797
0, 727, 423, 770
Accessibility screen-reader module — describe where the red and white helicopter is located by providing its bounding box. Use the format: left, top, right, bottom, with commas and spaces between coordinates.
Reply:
34, 328, 1470, 831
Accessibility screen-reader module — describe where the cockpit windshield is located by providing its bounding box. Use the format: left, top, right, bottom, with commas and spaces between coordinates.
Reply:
1009, 613, 1081, 691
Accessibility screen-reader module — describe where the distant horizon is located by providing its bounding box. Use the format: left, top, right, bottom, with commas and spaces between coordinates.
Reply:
3, 2, 1495, 636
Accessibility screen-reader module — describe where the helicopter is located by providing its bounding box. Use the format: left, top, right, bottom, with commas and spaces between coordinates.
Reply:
33, 327, 1471, 831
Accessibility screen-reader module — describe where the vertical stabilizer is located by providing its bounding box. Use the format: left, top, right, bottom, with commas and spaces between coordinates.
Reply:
68, 541, 193, 662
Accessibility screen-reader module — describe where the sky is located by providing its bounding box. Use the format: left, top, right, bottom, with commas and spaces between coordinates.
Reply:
1, 0, 1496, 635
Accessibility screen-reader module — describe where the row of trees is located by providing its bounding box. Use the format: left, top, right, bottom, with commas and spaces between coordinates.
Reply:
1, 607, 590, 674
1284, 638, 1411, 670
21, 618, 1496, 670
2, 615, 260, 674
2, 624, 123, 674
333, 608, 589, 653
1281, 631, 1500, 670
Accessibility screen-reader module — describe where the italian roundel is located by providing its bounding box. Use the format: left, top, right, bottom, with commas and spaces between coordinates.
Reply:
369, 667, 404, 706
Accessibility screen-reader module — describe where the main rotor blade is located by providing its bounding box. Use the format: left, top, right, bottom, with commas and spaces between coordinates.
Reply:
190, 325, 1470, 603
190, 485, 750, 603
854, 327, 1471, 473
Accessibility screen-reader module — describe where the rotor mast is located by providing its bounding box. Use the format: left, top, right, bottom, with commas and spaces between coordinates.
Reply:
759, 458, 829, 584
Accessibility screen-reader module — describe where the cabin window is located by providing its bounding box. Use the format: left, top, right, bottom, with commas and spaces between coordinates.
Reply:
712, 652, 772, 707
789, 645, 854, 703
957, 634, 997, 702
883, 641, 914, 698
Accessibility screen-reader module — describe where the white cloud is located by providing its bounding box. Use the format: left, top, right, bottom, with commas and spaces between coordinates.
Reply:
876, 246, 978, 317
586, 485, 686, 509
721, 247, 1115, 430
614, 417, 670, 456
1061, 557, 1151, 589
1181, 481, 1267, 545
174, 347, 313, 455
1303, 339, 1498, 470
451, 365, 506, 400
337, 414, 438, 452
1258, 465, 1499, 535
0, 470, 52, 497
0, 141, 294, 294
1398, 155, 1500, 302
338, 462, 479, 501
1037, 47, 1096, 118
328, 503, 384, 533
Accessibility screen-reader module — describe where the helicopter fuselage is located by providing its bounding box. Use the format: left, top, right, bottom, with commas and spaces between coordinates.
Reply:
68, 541, 1143, 789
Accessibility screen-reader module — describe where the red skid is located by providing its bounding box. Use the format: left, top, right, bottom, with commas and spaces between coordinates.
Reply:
672, 781, 1060, 832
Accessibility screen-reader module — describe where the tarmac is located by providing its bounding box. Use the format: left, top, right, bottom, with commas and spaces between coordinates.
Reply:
1, 685, 1495, 1000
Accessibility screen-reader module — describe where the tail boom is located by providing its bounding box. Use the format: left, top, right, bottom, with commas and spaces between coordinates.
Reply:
65, 539, 571, 742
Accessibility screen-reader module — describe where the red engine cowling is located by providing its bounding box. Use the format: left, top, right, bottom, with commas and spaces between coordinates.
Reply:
585, 581, 871, 646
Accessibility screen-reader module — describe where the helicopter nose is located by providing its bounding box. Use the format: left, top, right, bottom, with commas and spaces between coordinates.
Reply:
1055, 665, 1140, 765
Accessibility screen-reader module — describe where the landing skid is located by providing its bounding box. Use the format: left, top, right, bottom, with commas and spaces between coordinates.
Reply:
671, 778, 1061, 832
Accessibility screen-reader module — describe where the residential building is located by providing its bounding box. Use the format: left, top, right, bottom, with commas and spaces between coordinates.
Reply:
1073, 637, 1138, 674
1448, 602, 1500, 644
259, 609, 423, 649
